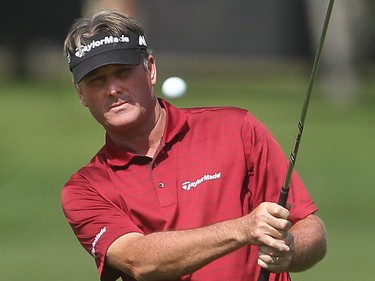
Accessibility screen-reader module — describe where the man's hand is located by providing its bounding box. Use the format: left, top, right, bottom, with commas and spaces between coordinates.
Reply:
239, 202, 291, 247
236, 202, 293, 272
253, 210, 327, 273
253, 202, 294, 272
257, 232, 294, 273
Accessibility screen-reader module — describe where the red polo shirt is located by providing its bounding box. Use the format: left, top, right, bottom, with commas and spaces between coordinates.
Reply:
61, 99, 317, 281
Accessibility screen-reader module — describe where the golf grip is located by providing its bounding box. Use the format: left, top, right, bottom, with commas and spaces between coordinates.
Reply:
257, 186, 289, 281
256, 1, 335, 280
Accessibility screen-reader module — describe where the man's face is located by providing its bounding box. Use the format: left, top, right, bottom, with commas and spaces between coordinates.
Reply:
75, 56, 158, 133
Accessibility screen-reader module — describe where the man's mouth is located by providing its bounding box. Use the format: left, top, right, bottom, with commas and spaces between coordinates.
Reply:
110, 101, 127, 109
111, 101, 125, 108
110, 101, 129, 110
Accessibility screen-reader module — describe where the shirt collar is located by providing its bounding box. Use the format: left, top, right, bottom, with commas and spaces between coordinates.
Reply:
103, 98, 189, 167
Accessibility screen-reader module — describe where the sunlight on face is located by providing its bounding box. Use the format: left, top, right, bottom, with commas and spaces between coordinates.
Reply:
76, 57, 158, 133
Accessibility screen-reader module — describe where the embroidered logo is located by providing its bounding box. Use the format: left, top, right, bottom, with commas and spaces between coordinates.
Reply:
91, 226, 107, 258
75, 35, 130, 58
182, 172, 222, 191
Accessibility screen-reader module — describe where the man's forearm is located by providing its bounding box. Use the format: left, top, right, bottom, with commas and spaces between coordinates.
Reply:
288, 214, 327, 272
107, 202, 292, 281
107, 218, 246, 281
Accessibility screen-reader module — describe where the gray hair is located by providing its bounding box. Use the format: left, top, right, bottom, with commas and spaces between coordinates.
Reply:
64, 9, 153, 61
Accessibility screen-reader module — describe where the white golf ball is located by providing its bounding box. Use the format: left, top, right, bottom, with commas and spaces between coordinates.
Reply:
161, 77, 187, 98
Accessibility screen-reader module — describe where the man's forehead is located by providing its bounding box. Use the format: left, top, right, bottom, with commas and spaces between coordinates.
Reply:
82, 63, 137, 79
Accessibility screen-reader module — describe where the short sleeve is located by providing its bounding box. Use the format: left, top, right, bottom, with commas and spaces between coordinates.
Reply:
241, 112, 317, 224
61, 173, 143, 280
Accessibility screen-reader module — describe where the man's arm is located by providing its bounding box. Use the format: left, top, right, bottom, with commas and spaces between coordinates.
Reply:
106, 202, 291, 281
258, 213, 327, 273
289, 214, 327, 271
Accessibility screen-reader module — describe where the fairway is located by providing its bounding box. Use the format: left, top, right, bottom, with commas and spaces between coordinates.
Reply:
0, 58, 374, 280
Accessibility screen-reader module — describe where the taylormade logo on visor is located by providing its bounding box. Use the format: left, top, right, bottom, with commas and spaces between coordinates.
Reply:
74, 34, 147, 58
67, 31, 148, 82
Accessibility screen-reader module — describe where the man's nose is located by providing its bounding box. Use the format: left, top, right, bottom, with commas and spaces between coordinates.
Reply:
108, 76, 122, 96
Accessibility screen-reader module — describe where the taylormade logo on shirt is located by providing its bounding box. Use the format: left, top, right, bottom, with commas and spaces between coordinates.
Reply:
91, 226, 107, 258
182, 172, 222, 191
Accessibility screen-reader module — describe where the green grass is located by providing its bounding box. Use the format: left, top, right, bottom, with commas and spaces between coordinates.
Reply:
0, 61, 374, 280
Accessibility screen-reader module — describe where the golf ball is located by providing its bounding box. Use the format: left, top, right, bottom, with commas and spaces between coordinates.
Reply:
161, 77, 187, 98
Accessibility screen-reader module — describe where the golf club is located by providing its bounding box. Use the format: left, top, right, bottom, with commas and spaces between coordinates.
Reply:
257, 0, 335, 280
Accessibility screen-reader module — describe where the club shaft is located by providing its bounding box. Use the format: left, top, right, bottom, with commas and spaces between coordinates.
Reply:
281, 0, 335, 202
257, 1, 335, 280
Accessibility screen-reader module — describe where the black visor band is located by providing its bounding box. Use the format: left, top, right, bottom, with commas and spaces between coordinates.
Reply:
66, 31, 148, 82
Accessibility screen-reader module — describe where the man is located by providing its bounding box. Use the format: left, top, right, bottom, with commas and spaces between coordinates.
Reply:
62, 9, 326, 281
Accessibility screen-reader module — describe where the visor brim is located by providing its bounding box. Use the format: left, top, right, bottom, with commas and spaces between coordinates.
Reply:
72, 49, 143, 83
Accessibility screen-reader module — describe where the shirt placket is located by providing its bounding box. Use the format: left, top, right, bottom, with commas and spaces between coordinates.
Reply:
150, 146, 177, 207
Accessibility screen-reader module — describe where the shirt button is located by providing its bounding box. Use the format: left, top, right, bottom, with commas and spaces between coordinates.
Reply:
152, 162, 157, 168
158, 182, 165, 188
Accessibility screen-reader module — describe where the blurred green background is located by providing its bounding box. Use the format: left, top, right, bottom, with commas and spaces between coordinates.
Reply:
0, 56, 374, 280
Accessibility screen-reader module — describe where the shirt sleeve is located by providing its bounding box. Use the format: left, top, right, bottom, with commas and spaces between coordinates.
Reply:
61, 173, 143, 280
241, 112, 317, 224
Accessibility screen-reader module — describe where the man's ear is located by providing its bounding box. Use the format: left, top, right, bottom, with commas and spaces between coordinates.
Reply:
74, 83, 88, 107
148, 55, 157, 86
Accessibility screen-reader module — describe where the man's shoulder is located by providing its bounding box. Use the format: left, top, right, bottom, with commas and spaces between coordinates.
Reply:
182, 105, 249, 120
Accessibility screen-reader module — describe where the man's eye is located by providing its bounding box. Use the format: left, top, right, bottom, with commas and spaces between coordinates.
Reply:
117, 67, 134, 77
88, 75, 105, 84
117, 68, 128, 76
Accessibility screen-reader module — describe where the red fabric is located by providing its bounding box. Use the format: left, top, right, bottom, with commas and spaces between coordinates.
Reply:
61, 99, 317, 281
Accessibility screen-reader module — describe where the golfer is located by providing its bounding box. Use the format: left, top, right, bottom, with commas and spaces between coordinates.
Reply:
62, 10, 326, 281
